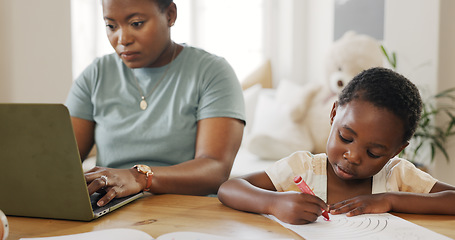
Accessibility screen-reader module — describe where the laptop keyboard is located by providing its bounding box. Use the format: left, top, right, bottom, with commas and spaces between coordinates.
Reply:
90, 193, 103, 209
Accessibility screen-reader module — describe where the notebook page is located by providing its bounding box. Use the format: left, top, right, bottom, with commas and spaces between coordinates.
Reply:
265, 213, 452, 240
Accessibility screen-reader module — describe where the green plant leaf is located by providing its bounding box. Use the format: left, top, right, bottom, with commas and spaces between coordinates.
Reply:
430, 144, 435, 161
413, 141, 424, 160
435, 87, 455, 98
444, 111, 455, 134
433, 139, 450, 163
380, 45, 397, 69
392, 52, 397, 69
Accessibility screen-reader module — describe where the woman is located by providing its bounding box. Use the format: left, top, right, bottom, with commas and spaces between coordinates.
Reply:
66, 0, 245, 207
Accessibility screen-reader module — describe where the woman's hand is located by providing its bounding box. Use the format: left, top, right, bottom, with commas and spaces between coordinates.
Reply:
329, 193, 392, 217
85, 166, 145, 207
269, 191, 328, 225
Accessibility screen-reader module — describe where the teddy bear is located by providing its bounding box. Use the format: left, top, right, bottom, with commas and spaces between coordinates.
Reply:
326, 31, 385, 94
246, 31, 384, 159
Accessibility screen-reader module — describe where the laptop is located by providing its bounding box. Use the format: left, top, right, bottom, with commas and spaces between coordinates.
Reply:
0, 103, 144, 221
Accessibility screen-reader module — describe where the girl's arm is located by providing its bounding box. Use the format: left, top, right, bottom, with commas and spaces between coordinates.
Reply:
329, 181, 455, 216
218, 171, 329, 225
218, 172, 277, 214
389, 181, 455, 214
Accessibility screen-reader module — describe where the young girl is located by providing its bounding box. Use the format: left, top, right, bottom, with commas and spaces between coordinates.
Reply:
218, 67, 455, 225
66, 0, 245, 207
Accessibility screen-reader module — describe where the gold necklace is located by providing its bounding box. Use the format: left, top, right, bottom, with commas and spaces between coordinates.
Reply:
131, 42, 177, 110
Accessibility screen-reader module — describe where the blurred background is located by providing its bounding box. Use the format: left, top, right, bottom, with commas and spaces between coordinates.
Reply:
0, 0, 454, 184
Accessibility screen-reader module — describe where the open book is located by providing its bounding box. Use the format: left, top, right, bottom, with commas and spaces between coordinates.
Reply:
20, 228, 294, 240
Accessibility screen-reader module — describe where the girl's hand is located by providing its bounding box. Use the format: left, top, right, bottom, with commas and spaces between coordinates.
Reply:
85, 166, 145, 207
270, 191, 328, 225
329, 193, 392, 217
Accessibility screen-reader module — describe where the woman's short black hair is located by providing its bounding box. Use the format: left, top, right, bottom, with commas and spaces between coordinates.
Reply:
155, 0, 173, 12
338, 67, 422, 143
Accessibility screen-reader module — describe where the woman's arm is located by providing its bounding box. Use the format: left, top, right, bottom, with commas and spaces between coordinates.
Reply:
330, 182, 455, 216
71, 117, 95, 161
218, 171, 329, 225
85, 117, 245, 205
147, 117, 245, 195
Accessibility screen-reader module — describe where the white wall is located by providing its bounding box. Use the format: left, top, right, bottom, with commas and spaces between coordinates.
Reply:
266, 0, 333, 86
383, 0, 439, 167
265, 0, 300, 86
0, 0, 73, 103
382, 0, 455, 185
304, 0, 334, 84
383, 0, 440, 94
432, 0, 455, 185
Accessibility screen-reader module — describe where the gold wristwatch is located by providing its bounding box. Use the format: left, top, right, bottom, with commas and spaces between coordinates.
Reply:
132, 165, 154, 191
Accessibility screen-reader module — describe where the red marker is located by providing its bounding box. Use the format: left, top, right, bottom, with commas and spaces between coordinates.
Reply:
294, 175, 330, 221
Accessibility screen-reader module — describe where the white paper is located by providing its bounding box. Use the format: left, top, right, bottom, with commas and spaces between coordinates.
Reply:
265, 213, 452, 240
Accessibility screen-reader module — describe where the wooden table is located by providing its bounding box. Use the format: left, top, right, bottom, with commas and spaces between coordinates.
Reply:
7, 194, 455, 239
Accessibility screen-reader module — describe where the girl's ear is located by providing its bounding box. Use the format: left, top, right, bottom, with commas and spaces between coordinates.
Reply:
330, 101, 338, 125
167, 2, 177, 27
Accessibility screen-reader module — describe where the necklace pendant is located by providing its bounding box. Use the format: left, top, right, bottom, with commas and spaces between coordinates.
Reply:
140, 97, 148, 110
132, 43, 176, 111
